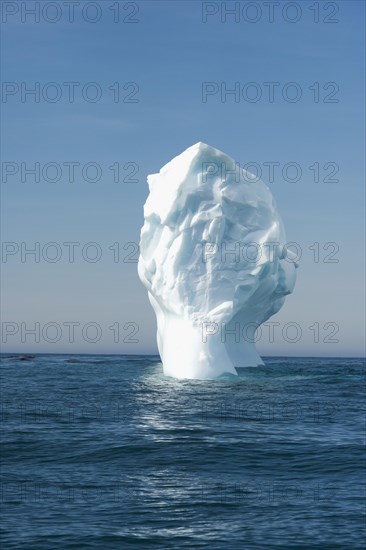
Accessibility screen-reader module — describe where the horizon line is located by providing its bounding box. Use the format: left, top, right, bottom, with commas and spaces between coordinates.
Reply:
1, 352, 365, 360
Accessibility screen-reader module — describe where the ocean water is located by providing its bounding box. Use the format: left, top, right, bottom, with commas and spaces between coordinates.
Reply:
0, 354, 365, 549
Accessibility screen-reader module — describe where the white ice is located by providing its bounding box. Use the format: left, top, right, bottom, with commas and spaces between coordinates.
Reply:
138, 142, 297, 379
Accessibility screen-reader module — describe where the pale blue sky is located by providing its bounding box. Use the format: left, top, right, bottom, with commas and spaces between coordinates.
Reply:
1, 0, 365, 356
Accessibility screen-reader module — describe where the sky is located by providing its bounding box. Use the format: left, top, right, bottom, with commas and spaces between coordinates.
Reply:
1, 0, 365, 357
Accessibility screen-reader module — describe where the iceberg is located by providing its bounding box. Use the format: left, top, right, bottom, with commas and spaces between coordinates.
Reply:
138, 143, 297, 379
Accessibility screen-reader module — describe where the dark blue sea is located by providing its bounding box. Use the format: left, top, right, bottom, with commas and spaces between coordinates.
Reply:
1, 354, 365, 549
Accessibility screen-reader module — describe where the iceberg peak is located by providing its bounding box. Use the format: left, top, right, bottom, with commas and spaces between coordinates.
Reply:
138, 143, 297, 379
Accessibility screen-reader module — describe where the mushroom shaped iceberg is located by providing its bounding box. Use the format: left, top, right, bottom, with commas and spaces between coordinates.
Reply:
138, 142, 297, 379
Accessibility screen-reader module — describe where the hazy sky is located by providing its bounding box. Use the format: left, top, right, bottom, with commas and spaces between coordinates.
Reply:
1, 0, 365, 356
